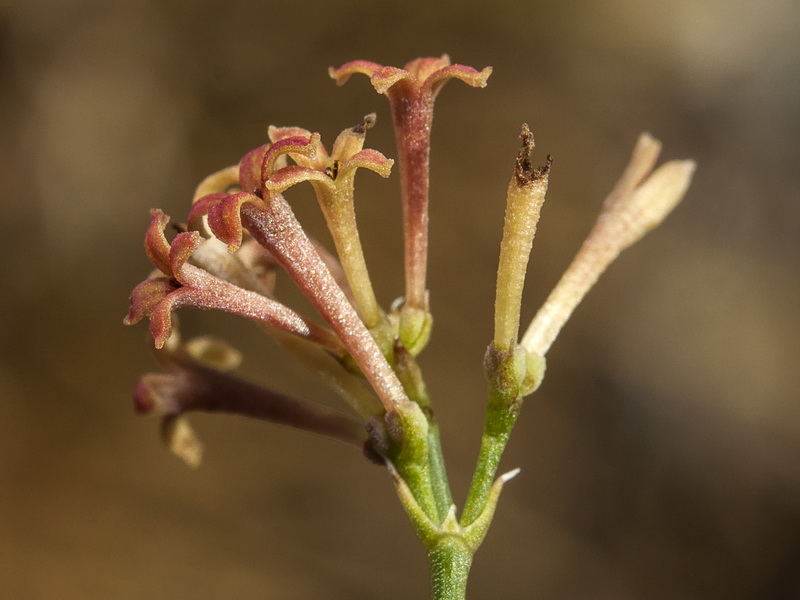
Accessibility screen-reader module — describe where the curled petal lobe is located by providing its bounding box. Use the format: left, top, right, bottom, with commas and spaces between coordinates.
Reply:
338, 148, 394, 179
189, 166, 240, 235
168, 231, 204, 282
238, 144, 269, 194
268, 125, 316, 145
149, 286, 193, 348
366, 67, 411, 94
266, 127, 324, 170
190, 191, 262, 252
263, 165, 334, 197
129, 205, 345, 352
144, 209, 173, 275
423, 63, 492, 98
125, 277, 175, 325
262, 133, 321, 180
328, 60, 388, 87
188, 192, 229, 225
207, 193, 262, 252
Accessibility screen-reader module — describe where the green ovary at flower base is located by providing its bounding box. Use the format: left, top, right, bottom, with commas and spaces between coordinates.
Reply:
125, 55, 695, 600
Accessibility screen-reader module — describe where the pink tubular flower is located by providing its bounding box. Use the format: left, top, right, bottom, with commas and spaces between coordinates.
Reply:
134, 333, 367, 467
124, 209, 343, 353
330, 56, 492, 352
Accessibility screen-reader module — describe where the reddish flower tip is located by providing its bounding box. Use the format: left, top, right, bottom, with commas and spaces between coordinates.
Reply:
329, 56, 492, 98
124, 277, 175, 326
144, 209, 173, 275
189, 192, 262, 253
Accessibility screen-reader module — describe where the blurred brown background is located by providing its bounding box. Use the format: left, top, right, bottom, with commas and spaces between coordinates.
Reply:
1, 0, 799, 598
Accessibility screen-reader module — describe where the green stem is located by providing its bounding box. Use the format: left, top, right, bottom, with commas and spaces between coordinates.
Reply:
460, 402, 520, 526
429, 537, 473, 600
427, 422, 453, 522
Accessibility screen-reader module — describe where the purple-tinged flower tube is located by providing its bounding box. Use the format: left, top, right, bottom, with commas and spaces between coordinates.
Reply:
226, 238, 280, 296
330, 56, 491, 351
135, 334, 367, 467
124, 209, 343, 354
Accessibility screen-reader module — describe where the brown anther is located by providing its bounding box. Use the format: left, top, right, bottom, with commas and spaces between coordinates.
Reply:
325, 160, 341, 180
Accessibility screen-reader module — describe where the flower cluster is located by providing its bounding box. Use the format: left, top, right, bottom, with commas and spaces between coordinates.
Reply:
125, 55, 694, 596
126, 56, 497, 463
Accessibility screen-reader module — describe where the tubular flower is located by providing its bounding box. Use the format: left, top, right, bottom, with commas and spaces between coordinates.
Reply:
330, 56, 492, 353
493, 124, 551, 353
266, 115, 394, 331
124, 209, 342, 353
135, 331, 367, 467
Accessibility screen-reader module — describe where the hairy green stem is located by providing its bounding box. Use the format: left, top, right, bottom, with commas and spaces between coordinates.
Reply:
460, 402, 520, 526
427, 422, 453, 522
429, 537, 473, 600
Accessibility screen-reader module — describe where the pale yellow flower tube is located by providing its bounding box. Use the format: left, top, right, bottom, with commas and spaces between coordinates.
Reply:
493, 124, 551, 350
